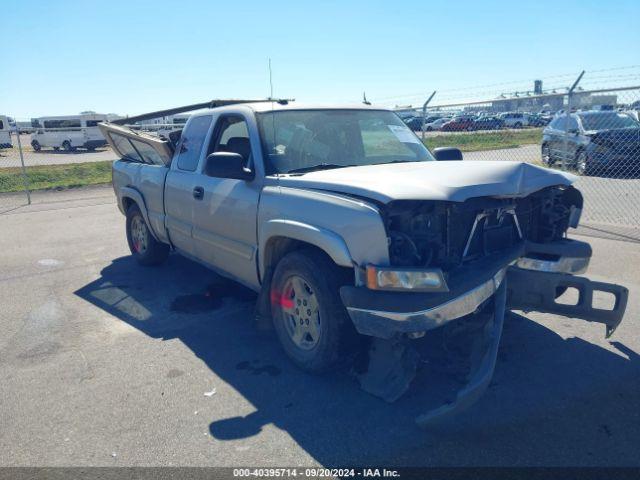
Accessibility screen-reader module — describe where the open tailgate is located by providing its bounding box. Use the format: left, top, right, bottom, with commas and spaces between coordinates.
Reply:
99, 122, 174, 166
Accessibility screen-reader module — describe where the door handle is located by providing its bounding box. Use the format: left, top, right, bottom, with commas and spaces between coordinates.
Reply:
193, 186, 204, 200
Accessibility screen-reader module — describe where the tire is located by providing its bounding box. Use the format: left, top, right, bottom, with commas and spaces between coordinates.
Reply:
575, 150, 592, 176
541, 143, 553, 166
270, 249, 355, 373
86, 146, 96, 151
62, 140, 73, 152
125, 204, 170, 266
53, 146, 59, 151
31, 140, 41, 152
514, 122, 523, 129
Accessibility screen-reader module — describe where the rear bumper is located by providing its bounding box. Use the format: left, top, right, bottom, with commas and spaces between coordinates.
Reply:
341, 239, 592, 339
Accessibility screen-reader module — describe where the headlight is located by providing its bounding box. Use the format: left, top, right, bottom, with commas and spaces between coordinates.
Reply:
366, 265, 449, 292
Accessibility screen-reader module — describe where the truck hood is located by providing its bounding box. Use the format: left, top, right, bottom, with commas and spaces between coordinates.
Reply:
277, 161, 576, 203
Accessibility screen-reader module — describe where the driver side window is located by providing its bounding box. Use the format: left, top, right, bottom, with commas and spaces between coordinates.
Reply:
207, 115, 252, 168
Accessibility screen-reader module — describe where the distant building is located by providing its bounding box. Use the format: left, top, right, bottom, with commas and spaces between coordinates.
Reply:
489, 80, 618, 113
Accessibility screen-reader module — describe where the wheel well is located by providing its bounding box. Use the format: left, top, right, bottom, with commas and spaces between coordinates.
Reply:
255, 236, 355, 323
122, 196, 135, 213
262, 236, 354, 282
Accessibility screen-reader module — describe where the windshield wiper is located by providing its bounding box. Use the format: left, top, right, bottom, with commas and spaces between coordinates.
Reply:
286, 163, 356, 174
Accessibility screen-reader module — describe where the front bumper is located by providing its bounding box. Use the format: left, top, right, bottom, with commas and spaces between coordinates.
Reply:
587, 149, 640, 170
341, 239, 591, 339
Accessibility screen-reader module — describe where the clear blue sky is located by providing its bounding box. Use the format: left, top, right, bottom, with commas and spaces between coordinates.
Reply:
3, 0, 639, 118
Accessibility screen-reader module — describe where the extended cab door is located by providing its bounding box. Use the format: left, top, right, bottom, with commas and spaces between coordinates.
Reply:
164, 115, 215, 257
190, 114, 261, 289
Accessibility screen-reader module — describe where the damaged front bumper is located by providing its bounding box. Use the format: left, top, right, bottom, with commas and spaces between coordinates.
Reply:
340, 238, 628, 427
340, 246, 523, 340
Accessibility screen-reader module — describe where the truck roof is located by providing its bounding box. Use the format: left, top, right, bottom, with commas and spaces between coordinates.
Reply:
196, 102, 390, 115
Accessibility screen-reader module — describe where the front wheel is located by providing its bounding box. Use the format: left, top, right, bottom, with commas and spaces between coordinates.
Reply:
575, 150, 593, 176
62, 140, 73, 152
270, 250, 355, 373
31, 140, 41, 152
125, 204, 169, 266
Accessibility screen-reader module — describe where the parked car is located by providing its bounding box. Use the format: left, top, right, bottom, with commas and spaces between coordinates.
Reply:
101, 101, 627, 426
424, 117, 450, 131
498, 112, 529, 128
405, 115, 442, 131
471, 116, 505, 130
441, 116, 475, 131
541, 111, 640, 175
527, 113, 550, 127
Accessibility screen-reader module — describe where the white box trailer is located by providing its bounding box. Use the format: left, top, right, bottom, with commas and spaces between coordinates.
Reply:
0, 115, 12, 149
30, 114, 108, 151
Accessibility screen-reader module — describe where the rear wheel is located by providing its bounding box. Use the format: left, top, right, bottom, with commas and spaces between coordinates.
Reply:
31, 140, 41, 152
514, 122, 523, 129
53, 146, 59, 151
125, 204, 169, 266
62, 140, 73, 152
271, 250, 355, 373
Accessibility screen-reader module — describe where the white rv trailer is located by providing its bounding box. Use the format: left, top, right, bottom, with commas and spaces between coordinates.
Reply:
0, 115, 12, 149
30, 114, 108, 151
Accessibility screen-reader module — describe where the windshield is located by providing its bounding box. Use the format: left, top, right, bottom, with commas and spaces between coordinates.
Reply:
257, 109, 435, 175
579, 112, 640, 131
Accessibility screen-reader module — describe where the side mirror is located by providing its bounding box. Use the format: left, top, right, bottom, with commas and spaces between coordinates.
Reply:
204, 152, 254, 180
433, 147, 463, 161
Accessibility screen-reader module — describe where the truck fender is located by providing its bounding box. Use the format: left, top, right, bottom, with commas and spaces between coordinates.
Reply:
120, 186, 160, 242
259, 219, 353, 279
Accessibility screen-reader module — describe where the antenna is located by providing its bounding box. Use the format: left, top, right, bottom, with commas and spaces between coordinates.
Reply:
269, 58, 274, 99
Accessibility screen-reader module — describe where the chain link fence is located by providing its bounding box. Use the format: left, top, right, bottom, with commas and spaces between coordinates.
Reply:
2, 70, 640, 244
0, 119, 117, 213
393, 80, 640, 242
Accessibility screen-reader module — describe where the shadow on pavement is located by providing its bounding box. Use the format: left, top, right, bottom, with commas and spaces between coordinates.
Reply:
75, 254, 640, 466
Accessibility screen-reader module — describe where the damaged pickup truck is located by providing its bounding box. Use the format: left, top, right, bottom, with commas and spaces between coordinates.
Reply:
101, 100, 628, 426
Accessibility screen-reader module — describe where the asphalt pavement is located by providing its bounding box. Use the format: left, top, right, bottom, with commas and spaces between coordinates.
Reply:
1, 186, 639, 467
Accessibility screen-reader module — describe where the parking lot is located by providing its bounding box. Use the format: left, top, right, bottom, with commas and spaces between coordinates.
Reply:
1, 185, 639, 467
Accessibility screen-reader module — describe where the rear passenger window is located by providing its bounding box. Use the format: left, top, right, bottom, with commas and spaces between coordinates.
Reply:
176, 115, 213, 171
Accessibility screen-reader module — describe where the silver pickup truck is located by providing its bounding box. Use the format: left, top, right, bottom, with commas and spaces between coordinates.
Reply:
101, 101, 628, 426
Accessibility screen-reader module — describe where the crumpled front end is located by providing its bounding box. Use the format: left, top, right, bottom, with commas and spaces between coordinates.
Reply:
340, 184, 628, 427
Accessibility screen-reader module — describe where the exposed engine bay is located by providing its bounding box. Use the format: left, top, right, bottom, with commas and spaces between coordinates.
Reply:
382, 185, 583, 270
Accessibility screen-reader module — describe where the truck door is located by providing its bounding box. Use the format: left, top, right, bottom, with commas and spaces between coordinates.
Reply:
190, 114, 261, 289
164, 115, 215, 257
